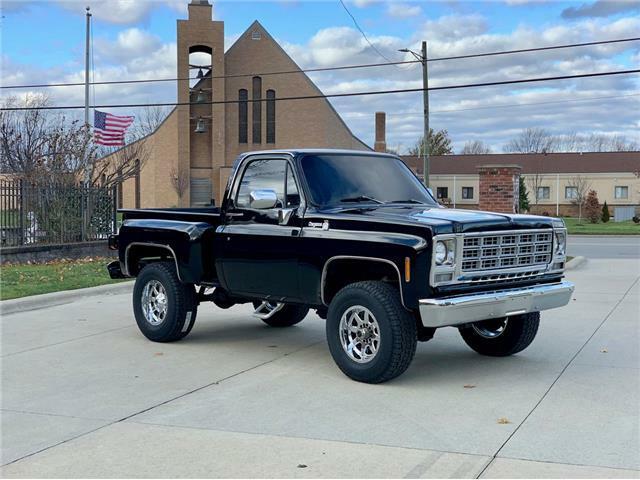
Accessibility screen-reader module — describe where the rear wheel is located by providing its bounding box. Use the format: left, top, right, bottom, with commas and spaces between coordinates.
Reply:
133, 262, 197, 342
326, 281, 417, 383
459, 312, 540, 356
252, 301, 308, 327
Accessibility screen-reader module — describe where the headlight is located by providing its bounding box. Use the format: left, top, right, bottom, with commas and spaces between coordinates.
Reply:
554, 231, 566, 256
434, 239, 455, 266
435, 241, 447, 264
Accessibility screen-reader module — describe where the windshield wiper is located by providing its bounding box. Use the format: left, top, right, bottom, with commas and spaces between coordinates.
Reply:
386, 199, 426, 204
339, 195, 384, 204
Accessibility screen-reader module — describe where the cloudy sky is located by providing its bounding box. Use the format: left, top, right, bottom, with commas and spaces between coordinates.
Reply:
1, 0, 639, 152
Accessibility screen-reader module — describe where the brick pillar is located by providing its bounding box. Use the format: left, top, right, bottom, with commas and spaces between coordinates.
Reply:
477, 164, 522, 213
374, 112, 386, 152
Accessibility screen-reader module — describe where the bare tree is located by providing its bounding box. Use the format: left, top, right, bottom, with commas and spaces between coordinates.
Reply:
1, 95, 148, 188
133, 105, 171, 138
461, 140, 491, 154
526, 172, 546, 208
503, 128, 557, 153
0, 94, 98, 186
554, 132, 639, 152
566, 175, 591, 222
170, 166, 189, 202
92, 139, 148, 188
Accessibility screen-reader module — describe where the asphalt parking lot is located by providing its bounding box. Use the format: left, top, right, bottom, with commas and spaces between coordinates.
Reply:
1, 254, 639, 478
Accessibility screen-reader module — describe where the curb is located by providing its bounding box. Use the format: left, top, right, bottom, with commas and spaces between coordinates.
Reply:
565, 256, 586, 271
0, 281, 134, 316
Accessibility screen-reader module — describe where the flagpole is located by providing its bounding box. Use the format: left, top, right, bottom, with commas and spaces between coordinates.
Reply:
83, 5, 92, 186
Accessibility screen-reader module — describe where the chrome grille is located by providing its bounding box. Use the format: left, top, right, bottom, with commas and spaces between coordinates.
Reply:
461, 231, 553, 272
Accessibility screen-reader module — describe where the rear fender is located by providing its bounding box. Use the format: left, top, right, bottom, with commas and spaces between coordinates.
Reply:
119, 219, 215, 284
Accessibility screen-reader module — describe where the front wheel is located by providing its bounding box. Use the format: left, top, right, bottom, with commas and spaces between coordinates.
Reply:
326, 281, 417, 384
133, 262, 198, 342
459, 312, 540, 357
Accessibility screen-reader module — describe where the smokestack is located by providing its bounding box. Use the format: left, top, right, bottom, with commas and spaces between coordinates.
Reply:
374, 111, 386, 152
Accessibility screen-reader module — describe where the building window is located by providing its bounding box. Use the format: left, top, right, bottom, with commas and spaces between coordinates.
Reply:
134, 159, 141, 209
565, 186, 578, 199
238, 88, 249, 143
436, 187, 448, 199
238, 89, 248, 143
266, 89, 276, 144
537, 186, 550, 200
251, 30, 261, 40
252, 77, 262, 143
462, 187, 474, 199
615, 186, 628, 199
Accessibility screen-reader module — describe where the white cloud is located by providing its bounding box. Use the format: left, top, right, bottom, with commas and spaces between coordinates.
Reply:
279, 14, 640, 152
3, 9, 639, 153
562, 0, 640, 19
387, 2, 422, 19
95, 28, 162, 64
353, 0, 378, 7
55, 0, 190, 25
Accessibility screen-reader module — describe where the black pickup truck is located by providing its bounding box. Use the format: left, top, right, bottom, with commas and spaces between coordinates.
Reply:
108, 149, 574, 383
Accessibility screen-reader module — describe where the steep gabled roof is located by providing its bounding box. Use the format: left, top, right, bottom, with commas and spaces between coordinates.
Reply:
225, 20, 371, 150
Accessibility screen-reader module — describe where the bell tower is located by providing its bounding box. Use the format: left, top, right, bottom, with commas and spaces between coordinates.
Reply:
176, 0, 225, 206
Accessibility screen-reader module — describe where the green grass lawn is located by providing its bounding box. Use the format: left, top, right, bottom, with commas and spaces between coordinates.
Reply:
563, 218, 640, 235
0, 257, 127, 301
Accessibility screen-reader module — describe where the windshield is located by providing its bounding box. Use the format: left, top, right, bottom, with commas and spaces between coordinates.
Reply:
300, 154, 438, 208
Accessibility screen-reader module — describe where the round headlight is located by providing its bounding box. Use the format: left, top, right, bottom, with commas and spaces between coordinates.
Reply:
435, 241, 447, 265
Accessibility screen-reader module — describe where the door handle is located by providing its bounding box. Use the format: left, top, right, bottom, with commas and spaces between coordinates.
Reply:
226, 212, 244, 217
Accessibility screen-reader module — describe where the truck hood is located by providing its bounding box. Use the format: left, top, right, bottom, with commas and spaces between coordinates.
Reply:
319, 205, 555, 235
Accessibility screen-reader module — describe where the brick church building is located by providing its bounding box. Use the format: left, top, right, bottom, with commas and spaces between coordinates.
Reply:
115, 0, 369, 209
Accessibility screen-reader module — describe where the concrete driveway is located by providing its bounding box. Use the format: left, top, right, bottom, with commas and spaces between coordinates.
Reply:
1, 256, 639, 478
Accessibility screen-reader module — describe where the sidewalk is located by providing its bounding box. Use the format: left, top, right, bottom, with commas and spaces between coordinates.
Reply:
1, 258, 639, 478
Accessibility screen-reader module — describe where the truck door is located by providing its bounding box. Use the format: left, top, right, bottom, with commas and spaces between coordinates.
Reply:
219, 157, 303, 300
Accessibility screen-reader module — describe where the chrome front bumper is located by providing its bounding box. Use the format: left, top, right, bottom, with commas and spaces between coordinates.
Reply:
418, 281, 575, 328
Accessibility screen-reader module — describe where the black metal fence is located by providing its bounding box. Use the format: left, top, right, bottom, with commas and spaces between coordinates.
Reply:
0, 179, 117, 247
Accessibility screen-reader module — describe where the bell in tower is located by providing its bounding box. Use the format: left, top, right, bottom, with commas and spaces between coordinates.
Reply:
176, 0, 225, 207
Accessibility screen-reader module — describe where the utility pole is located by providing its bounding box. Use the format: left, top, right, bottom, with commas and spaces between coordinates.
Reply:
421, 41, 429, 188
83, 6, 92, 186
400, 41, 430, 187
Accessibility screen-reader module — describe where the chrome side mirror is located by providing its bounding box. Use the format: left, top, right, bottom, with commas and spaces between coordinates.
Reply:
249, 189, 278, 209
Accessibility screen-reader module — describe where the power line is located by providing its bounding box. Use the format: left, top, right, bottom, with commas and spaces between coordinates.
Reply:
374, 92, 640, 116
427, 37, 640, 62
338, 0, 403, 67
2, 37, 637, 90
0, 60, 420, 90
2, 69, 638, 112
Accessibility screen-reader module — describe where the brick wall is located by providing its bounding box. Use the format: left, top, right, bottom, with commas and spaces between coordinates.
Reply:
478, 164, 521, 213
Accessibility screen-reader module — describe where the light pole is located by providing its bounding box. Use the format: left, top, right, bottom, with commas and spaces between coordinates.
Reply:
400, 41, 429, 187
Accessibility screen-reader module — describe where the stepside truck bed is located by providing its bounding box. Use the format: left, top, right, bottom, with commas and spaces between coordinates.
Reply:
114, 207, 223, 285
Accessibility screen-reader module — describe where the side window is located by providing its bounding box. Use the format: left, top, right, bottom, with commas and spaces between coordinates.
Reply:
285, 164, 300, 208
236, 160, 286, 208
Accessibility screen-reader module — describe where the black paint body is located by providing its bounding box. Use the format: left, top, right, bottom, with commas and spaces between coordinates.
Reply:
113, 150, 562, 310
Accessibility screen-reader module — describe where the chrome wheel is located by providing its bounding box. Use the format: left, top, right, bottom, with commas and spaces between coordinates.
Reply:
472, 317, 508, 339
141, 280, 168, 326
339, 305, 380, 364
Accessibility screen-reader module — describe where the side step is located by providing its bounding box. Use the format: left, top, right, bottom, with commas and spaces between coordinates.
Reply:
253, 301, 284, 320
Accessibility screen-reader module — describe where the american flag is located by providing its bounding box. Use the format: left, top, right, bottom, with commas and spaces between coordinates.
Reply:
94, 110, 134, 146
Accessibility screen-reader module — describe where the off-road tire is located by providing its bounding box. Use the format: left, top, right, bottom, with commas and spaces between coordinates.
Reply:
459, 312, 540, 357
133, 262, 198, 342
326, 281, 417, 384
252, 301, 308, 327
